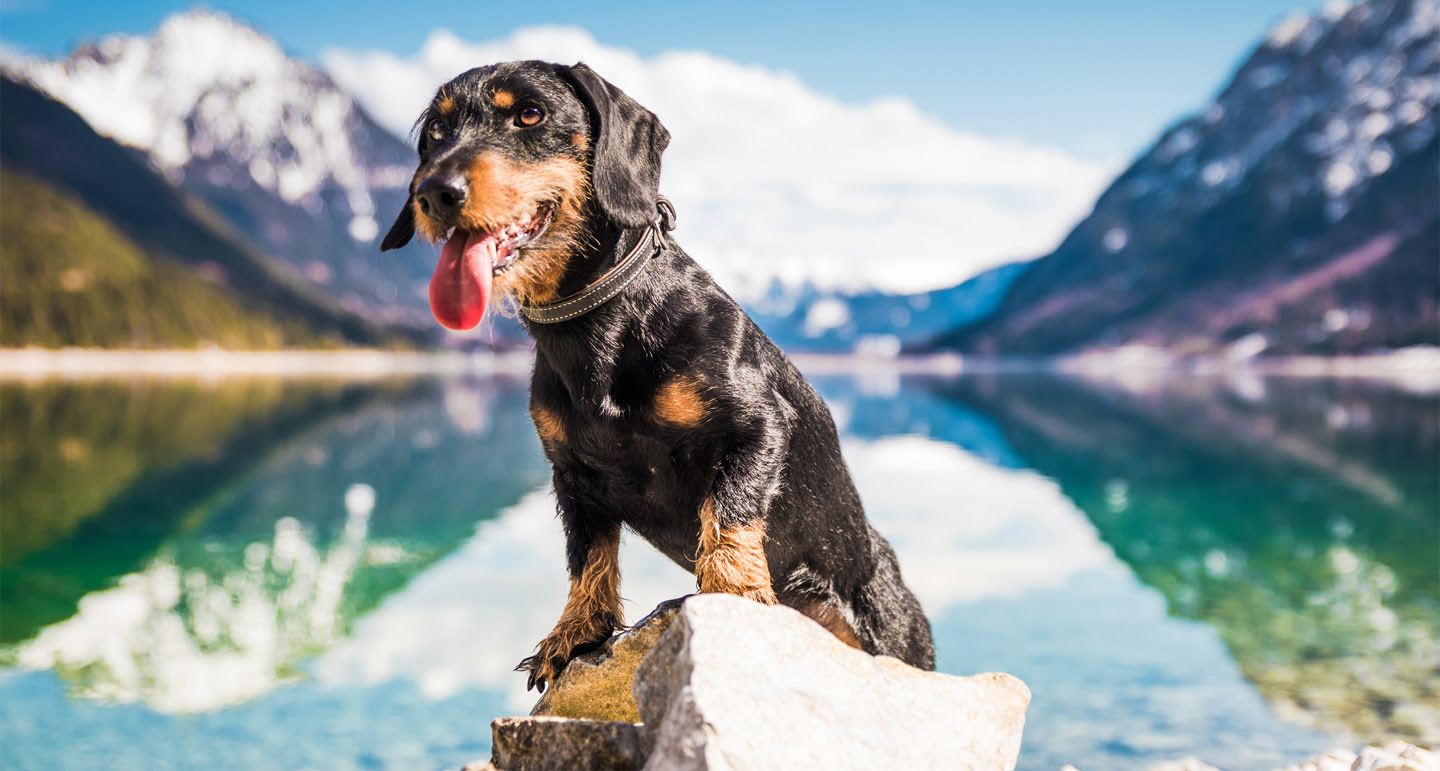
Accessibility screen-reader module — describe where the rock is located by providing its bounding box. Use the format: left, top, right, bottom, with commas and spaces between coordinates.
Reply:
530, 599, 683, 722
633, 594, 1030, 771
1283, 748, 1363, 771
1283, 742, 1439, 771
483, 595, 1030, 770
1146, 758, 1222, 771
1350, 742, 1439, 771
490, 716, 647, 771
1145, 758, 1221, 771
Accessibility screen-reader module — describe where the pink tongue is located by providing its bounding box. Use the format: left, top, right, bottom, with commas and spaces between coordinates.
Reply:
429, 231, 495, 330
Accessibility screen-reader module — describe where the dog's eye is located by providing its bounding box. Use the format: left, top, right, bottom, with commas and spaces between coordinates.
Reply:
516, 106, 545, 127
426, 119, 447, 144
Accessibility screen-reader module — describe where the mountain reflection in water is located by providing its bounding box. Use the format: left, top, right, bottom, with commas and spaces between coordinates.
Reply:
0, 371, 1433, 770
927, 372, 1439, 748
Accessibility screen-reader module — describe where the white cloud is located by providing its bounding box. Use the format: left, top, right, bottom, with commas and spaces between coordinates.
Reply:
844, 436, 1124, 609
323, 27, 1114, 298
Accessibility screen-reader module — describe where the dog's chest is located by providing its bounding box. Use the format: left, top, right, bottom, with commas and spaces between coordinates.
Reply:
552, 405, 714, 506
544, 409, 712, 566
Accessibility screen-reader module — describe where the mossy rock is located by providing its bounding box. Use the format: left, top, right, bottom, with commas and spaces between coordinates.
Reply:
530, 598, 684, 723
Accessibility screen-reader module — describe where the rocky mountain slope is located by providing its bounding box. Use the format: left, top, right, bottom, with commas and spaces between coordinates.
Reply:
0, 75, 399, 348
5, 10, 447, 333
935, 0, 1438, 357
749, 263, 1027, 354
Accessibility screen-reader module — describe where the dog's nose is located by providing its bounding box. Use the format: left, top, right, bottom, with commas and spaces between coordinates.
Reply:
415, 175, 468, 221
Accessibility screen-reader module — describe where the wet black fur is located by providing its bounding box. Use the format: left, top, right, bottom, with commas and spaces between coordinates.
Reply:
383, 61, 935, 685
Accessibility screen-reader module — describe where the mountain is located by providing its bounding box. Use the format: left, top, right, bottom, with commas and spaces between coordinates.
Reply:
4, 9, 467, 336
748, 263, 1028, 354
1, 167, 330, 349
934, 0, 1438, 357
0, 75, 400, 348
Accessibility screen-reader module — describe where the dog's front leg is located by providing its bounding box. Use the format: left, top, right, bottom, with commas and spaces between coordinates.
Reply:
695, 497, 778, 604
693, 406, 792, 605
517, 514, 622, 692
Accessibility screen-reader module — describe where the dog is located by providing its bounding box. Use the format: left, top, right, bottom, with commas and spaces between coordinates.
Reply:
381, 60, 934, 691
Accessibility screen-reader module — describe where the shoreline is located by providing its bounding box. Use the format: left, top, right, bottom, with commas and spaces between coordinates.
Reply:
1, 346, 1436, 387
0, 347, 534, 380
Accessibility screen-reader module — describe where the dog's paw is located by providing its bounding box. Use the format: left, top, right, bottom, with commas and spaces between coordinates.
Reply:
514, 626, 613, 692
514, 650, 565, 693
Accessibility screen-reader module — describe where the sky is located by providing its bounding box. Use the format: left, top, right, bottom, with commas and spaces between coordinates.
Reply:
0, 0, 1333, 295
1, 0, 1325, 163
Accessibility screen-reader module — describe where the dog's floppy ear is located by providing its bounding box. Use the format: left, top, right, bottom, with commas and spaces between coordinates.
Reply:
561, 62, 670, 229
381, 196, 415, 251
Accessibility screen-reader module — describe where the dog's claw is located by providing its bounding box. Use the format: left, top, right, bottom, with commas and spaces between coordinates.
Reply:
515, 650, 565, 693
517, 623, 616, 693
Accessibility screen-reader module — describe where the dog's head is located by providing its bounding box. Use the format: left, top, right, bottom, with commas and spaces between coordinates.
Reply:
381, 61, 670, 331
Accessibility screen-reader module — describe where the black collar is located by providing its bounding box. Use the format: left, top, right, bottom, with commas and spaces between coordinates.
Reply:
521, 198, 676, 325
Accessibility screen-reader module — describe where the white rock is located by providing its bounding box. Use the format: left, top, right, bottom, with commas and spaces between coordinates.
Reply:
633, 594, 1030, 771
1281, 741, 1438, 771
1148, 757, 1222, 771
1352, 741, 1439, 771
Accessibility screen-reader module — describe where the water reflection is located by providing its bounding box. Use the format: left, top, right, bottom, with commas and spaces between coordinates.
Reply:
2, 379, 400, 644
928, 373, 1440, 747
0, 371, 1434, 770
1, 377, 550, 716
13, 491, 376, 713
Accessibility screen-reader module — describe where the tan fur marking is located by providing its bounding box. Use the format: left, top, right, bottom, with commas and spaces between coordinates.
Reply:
530, 524, 623, 686
437, 96, 455, 115
653, 375, 707, 427
530, 404, 566, 444
695, 498, 778, 604
571, 132, 589, 150
411, 151, 591, 306
492, 90, 515, 108
795, 597, 864, 650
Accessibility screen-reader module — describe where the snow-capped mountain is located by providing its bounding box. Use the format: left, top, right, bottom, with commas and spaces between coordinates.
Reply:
936, 0, 1439, 356
1, 75, 400, 348
6, 10, 439, 329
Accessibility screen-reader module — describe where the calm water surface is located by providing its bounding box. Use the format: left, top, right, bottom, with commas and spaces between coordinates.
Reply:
1, 371, 1435, 770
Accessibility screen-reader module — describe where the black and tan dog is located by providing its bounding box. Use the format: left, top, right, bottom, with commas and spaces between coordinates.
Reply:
382, 60, 934, 691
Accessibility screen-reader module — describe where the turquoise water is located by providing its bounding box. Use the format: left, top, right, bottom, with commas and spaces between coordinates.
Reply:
1, 372, 1435, 770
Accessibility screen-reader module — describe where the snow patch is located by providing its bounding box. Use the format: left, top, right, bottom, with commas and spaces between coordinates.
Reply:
803, 298, 852, 338
1102, 227, 1129, 253
348, 216, 380, 242
1268, 12, 1323, 50
1227, 333, 1270, 362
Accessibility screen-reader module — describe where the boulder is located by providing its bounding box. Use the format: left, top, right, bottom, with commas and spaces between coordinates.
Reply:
1280, 741, 1439, 771
1142, 759, 1221, 771
481, 594, 1031, 771
489, 716, 647, 771
634, 594, 1030, 771
531, 599, 684, 722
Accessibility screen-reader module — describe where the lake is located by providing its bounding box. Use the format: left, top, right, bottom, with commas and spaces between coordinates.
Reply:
1, 368, 1435, 770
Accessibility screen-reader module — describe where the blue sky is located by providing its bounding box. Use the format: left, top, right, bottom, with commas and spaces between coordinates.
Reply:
3, 0, 1322, 163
